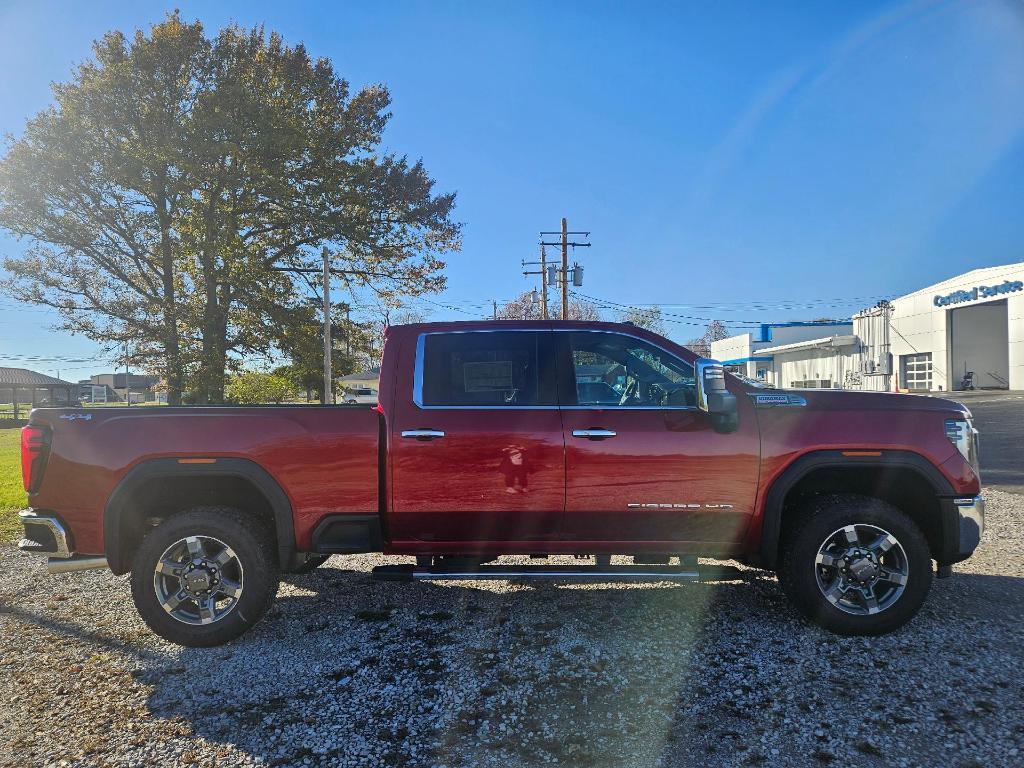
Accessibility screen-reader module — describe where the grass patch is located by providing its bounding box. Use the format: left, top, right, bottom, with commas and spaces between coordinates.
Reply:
0, 429, 26, 542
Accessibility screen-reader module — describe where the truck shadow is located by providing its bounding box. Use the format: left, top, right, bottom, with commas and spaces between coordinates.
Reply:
132, 563, 1023, 767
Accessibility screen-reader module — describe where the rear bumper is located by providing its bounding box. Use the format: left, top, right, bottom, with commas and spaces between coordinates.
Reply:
19, 509, 110, 573
17, 510, 70, 558
938, 495, 985, 565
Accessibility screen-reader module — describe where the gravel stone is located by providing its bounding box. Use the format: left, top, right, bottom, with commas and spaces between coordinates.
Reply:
1, 487, 1022, 767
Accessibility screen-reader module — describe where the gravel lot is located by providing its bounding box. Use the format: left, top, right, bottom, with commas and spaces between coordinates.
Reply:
2, 488, 1022, 768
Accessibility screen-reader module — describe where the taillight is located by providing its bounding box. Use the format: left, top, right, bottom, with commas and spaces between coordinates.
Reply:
21, 424, 52, 494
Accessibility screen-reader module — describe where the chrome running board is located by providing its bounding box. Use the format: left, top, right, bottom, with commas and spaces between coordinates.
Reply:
47, 556, 109, 574
371, 564, 745, 583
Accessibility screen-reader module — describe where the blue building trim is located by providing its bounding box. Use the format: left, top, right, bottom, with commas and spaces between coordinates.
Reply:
720, 356, 774, 365
758, 321, 853, 343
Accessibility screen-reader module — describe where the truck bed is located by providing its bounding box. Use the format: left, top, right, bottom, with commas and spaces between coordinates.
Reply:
27, 406, 382, 555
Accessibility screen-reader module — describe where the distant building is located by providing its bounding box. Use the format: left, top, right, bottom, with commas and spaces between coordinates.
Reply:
79, 372, 162, 403
337, 367, 380, 393
0, 368, 76, 416
712, 261, 1024, 392
711, 322, 855, 388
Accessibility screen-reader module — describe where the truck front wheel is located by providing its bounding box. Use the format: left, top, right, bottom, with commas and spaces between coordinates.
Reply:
778, 494, 933, 635
130, 507, 280, 647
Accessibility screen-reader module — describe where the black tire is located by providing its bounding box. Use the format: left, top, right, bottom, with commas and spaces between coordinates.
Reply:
130, 506, 279, 647
778, 494, 933, 636
288, 553, 331, 574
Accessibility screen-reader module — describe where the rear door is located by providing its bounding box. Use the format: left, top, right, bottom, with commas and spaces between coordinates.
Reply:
557, 330, 760, 546
389, 329, 565, 547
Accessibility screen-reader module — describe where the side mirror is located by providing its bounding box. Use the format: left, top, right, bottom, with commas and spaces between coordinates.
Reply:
695, 358, 738, 433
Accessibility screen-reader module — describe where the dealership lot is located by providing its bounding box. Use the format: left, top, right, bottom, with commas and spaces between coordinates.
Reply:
945, 390, 1024, 495
2, 486, 1023, 768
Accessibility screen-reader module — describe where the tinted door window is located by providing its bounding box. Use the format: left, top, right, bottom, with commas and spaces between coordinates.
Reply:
420, 331, 555, 407
569, 332, 696, 407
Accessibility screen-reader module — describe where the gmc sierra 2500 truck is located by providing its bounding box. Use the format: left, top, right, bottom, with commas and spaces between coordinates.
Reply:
18, 320, 984, 646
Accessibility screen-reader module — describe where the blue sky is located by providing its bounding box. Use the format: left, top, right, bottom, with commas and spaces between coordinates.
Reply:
1, 0, 1022, 379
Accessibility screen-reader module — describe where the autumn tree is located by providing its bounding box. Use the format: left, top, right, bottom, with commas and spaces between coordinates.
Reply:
619, 306, 665, 335
495, 291, 600, 321
0, 14, 459, 404
687, 319, 729, 357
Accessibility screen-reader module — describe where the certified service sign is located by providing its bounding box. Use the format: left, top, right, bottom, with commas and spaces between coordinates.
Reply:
934, 280, 1023, 307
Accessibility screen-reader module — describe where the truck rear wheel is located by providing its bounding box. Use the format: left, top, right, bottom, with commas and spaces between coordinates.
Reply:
778, 494, 933, 636
130, 507, 279, 647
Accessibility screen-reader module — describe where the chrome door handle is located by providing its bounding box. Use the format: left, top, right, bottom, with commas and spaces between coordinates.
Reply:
572, 429, 617, 440
401, 429, 445, 441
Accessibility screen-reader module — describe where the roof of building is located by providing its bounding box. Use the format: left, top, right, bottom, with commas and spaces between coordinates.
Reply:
0, 367, 76, 388
757, 334, 860, 356
337, 367, 381, 383
756, 320, 853, 343
895, 260, 1024, 301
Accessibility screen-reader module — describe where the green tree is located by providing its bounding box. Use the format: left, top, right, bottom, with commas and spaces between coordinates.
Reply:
0, 13, 460, 405
272, 302, 380, 402
225, 370, 294, 404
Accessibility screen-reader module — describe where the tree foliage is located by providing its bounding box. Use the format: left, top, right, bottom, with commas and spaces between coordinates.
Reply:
686, 320, 729, 357
618, 306, 665, 335
495, 291, 600, 321
225, 370, 294, 404
0, 13, 459, 404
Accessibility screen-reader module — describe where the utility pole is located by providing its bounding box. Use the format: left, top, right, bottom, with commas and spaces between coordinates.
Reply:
323, 246, 333, 405
521, 244, 551, 319
560, 218, 568, 320
345, 304, 351, 357
539, 245, 548, 319
124, 341, 130, 407
539, 219, 591, 320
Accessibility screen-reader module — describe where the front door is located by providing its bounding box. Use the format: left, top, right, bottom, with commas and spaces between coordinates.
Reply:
558, 330, 760, 546
389, 329, 565, 547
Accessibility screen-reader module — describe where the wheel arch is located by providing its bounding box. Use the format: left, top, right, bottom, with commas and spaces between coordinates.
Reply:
104, 458, 295, 575
757, 450, 957, 570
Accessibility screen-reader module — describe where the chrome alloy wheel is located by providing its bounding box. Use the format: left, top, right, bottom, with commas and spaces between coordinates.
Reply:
152, 535, 244, 626
814, 524, 909, 616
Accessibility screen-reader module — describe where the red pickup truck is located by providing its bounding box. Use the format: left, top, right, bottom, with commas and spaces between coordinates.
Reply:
18, 320, 984, 646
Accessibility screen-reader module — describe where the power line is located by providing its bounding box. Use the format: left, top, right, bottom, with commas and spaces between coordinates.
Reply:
570, 290, 766, 327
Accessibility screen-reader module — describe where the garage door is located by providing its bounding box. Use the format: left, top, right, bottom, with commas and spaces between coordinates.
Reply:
901, 353, 932, 391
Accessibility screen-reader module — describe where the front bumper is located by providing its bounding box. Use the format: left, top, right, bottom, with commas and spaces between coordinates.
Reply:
953, 495, 985, 557
936, 495, 985, 565
18, 510, 70, 558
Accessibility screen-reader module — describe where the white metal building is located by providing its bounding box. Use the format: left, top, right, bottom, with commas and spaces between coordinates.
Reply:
712, 261, 1024, 392
712, 321, 856, 388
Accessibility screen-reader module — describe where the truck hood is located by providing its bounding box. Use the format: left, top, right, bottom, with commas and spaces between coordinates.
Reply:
745, 387, 972, 416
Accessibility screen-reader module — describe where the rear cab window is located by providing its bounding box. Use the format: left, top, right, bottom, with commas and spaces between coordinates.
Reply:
417, 331, 557, 407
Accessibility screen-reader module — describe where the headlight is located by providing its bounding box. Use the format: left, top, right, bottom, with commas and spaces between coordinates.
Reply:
945, 418, 980, 475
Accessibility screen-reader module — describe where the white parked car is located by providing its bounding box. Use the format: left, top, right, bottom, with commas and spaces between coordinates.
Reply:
343, 387, 378, 404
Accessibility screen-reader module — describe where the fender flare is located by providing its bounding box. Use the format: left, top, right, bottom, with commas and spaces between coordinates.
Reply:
104, 457, 295, 574
757, 449, 956, 569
